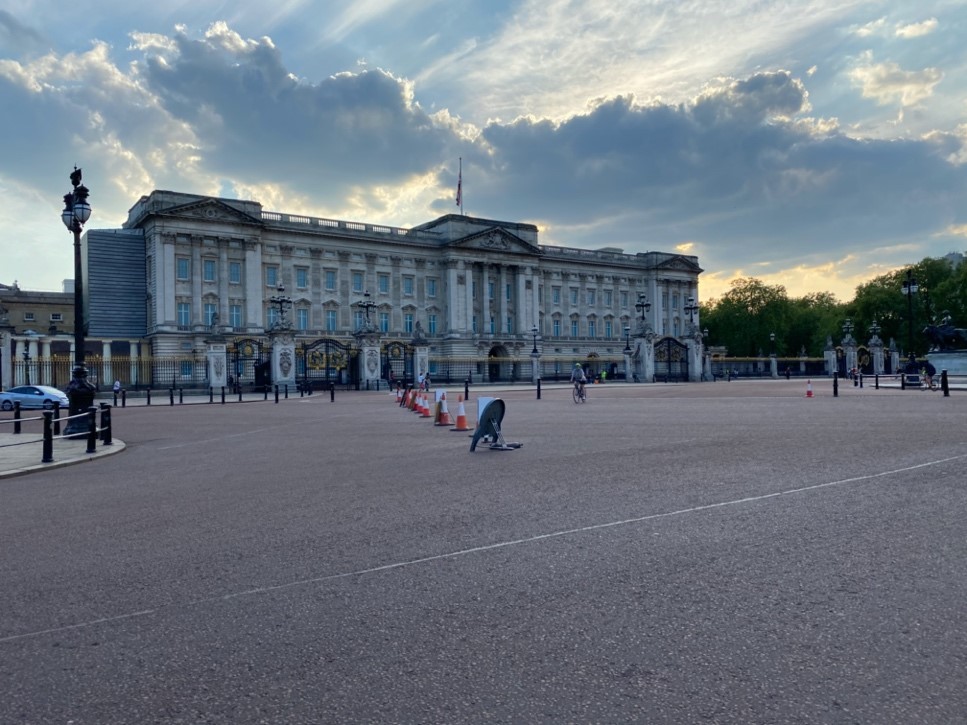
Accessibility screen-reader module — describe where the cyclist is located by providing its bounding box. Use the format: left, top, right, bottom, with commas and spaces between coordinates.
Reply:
570, 363, 587, 399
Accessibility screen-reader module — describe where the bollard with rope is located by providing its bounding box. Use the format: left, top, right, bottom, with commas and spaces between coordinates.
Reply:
86, 407, 98, 455
42, 411, 54, 463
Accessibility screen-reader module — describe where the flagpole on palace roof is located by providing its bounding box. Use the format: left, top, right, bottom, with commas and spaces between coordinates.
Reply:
456, 157, 463, 216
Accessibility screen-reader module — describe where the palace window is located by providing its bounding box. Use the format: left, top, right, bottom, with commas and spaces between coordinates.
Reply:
404, 313, 414, 334
378, 274, 389, 294
204, 303, 217, 326
297, 308, 309, 330
428, 314, 437, 335
296, 267, 308, 289
403, 277, 414, 296
177, 302, 190, 327
552, 287, 561, 305
570, 288, 579, 305
571, 319, 579, 336
265, 266, 278, 287
229, 304, 243, 328
427, 279, 437, 297
379, 312, 389, 333
553, 319, 561, 337
229, 262, 242, 284
177, 257, 190, 280
352, 272, 364, 293
203, 259, 216, 282
326, 309, 337, 331
325, 270, 336, 291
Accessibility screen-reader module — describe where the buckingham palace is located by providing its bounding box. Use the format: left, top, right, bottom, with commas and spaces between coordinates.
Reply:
2, 190, 704, 390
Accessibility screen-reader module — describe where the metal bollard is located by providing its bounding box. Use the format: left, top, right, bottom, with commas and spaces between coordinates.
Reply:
86, 407, 98, 454
238, 387, 243, 403
875, 374, 879, 390
284, 384, 288, 400
169, 388, 175, 406
147, 388, 152, 405
221, 386, 226, 405
274, 385, 279, 404
833, 372, 839, 397
464, 379, 470, 401
53, 402, 61, 436
941, 369, 950, 397
13, 401, 21, 434
121, 388, 127, 407
209, 387, 214, 404
537, 378, 542, 400
330, 382, 335, 402
42, 411, 54, 463
113, 391, 118, 406
99, 403, 113, 445
901, 375, 906, 390
179, 388, 184, 405
264, 386, 268, 401
859, 374, 863, 389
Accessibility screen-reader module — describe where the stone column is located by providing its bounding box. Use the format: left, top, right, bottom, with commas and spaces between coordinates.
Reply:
499, 265, 508, 335
632, 330, 657, 383
244, 239, 263, 330
102, 341, 113, 388
0, 330, 10, 390
685, 330, 704, 382
130, 340, 141, 388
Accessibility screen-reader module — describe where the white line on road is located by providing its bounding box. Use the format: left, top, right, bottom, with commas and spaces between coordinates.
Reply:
3, 451, 966, 645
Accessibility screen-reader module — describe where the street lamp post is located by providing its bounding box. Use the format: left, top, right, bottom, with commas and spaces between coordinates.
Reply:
769, 332, 776, 356
531, 325, 539, 355
635, 294, 651, 324
901, 269, 918, 359
269, 283, 293, 329
684, 296, 699, 329
623, 326, 631, 353
60, 167, 96, 436
22, 348, 31, 386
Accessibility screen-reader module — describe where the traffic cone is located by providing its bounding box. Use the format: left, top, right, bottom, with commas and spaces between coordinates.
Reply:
805, 380, 814, 398
435, 392, 454, 426
406, 389, 418, 410
450, 395, 473, 432
420, 391, 432, 418
412, 390, 423, 414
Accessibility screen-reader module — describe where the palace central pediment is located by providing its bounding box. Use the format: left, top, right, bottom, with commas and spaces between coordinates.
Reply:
156, 198, 263, 226
446, 227, 542, 257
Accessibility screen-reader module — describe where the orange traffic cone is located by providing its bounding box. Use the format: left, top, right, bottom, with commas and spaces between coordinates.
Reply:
420, 391, 432, 418
805, 380, 814, 398
450, 395, 473, 432
435, 392, 454, 426
412, 390, 423, 414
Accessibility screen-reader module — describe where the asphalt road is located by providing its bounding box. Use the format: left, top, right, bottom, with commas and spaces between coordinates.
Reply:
1, 380, 965, 724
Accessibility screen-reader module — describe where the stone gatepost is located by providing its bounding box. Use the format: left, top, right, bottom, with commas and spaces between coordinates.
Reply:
631, 324, 657, 383
269, 328, 297, 389
869, 333, 884, 375
684, 328, 704, 382
354, 329, 382, 389
770, 354, 778, 379
206, 341, 228, 389
531, 351, 541, 384
824, 335, 836, 376
412, 322, 429, 383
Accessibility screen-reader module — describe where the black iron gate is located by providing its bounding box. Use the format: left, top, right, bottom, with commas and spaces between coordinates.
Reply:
654, 337, 689, 381
301, 338, 358, 390
230, 338, 269, 391
381, 341, 414, 387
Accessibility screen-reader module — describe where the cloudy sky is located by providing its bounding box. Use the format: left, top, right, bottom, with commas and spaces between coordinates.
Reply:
1, 0, 965, 302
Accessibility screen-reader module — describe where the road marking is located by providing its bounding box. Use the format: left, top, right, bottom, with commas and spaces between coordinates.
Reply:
3, 451, 966, 644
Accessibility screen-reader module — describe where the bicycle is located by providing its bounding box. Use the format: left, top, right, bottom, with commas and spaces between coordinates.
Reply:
572, 381, 587, 403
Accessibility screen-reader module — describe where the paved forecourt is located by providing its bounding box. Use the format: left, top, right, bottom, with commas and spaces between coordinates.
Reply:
2, 378, 966, 723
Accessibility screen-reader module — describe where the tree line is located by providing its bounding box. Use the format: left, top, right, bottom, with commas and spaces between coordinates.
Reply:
699, 255, 967, 358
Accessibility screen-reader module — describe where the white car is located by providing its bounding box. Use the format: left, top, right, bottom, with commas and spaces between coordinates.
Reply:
0, 385, 70, 411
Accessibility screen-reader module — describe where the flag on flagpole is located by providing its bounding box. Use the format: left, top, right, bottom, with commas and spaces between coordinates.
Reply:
455, 158, 462, 209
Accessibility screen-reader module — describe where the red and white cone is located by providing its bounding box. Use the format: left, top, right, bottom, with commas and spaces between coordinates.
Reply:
450, 395, 473, 432
805, 380, 814, 398
434, 392, 454, 426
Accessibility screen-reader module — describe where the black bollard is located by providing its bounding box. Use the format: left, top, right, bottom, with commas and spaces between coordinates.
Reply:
221, 386, 226, 404
86, 407, 98, 454
901, 375, 906, 390
537, 378, 542, 400
941, 369, 950, 397
209, 387, 214, 404
169, 388, 175, 406
53, 401, 61, 436
859, 374, 863, 389
13, 401, 21, 435
113, 391, 118, 406
238, 386, 243, 403
121, 389, 127, 408
179, 388, 184, 405
42, 411, 54, 463
99, 403, 112, 445
330, 382, 335, 402
284, 384, 288, 400
833, 372, 839, 397
147, 388, 152, 405
274, 385, 279, 404
264, 386, 268, 401
875, 374, 879, 390
464, 379, 470, 401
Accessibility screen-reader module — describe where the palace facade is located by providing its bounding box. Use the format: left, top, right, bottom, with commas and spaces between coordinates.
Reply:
2, 190, 703, 389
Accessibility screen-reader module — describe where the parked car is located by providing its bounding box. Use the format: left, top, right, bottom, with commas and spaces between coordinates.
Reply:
0, 385, 70, 411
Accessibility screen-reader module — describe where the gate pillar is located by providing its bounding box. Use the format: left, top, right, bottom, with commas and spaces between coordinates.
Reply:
206, 342, 228, 389
631, 329, 657, 382
412, 322, 429, 382
685, 329, 704, 382
355, 328, 382, 389
269, 328, 297, 388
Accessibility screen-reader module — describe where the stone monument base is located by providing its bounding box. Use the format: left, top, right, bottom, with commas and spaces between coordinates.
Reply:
925, 350, 967, 375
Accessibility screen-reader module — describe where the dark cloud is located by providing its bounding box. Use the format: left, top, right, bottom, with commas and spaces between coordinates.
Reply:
0, 10, 46, 56
136, 26, 450, 190
466, 71, 965, 268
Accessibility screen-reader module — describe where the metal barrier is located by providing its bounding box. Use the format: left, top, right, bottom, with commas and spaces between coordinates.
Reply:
0, 404, 113, 466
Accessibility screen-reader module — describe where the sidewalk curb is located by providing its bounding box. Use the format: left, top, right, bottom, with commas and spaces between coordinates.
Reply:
0, 439, 126, 480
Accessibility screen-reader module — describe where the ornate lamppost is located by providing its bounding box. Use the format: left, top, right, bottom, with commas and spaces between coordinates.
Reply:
623, 326, 631, 353
635, 293, 651, 331
530, 325, 539, 355
269, 283, 293, 329
901, 269, 918, 359
684, 296, 699, 332
22, 347, 31, 385
60, 167, 95, 436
